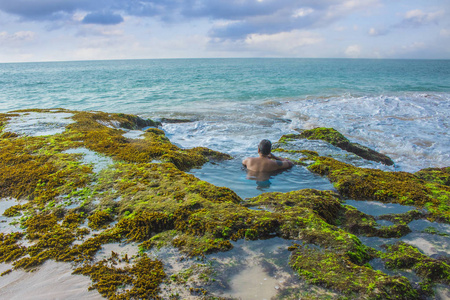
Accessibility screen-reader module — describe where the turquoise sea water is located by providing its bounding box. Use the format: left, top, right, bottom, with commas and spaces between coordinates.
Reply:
1, 58, 449, 173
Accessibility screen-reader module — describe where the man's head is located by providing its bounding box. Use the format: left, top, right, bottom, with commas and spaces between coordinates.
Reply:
258, 139, 272, 156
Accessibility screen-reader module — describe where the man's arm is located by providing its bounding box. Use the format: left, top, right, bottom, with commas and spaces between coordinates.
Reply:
242, 158, 248, 167
269, 154, 294, 169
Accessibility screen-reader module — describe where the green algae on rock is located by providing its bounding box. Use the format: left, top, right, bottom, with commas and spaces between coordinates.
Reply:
73, 253, 166, 299
280, 127, 394, 165
307, 156, 450, 222
380, 242, 450, 295
342, 205, 411, 238
415, 167, 450, 187
1, 108, 449, 298
245, 189, 342, 225
289, 243, 419, 299
377, 210, 425, 225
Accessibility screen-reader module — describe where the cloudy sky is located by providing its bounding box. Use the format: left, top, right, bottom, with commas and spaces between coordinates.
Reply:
0, 0, 449, 62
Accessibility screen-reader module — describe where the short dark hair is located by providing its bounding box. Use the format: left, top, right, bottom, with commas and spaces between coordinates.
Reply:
258, 139, 272, 155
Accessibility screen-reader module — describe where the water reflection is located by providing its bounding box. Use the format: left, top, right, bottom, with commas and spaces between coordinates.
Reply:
245, 168, 287, 191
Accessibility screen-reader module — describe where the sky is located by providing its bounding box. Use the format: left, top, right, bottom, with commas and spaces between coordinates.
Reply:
0, 0, 449, 62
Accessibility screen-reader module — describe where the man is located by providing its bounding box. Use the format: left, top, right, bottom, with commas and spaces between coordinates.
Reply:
242, 139, 294, 172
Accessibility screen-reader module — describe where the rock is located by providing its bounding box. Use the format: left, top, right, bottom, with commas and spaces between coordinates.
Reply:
282, 127, 394, 165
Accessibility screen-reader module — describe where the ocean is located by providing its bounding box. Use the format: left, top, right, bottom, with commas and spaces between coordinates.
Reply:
0, 58, 449, 173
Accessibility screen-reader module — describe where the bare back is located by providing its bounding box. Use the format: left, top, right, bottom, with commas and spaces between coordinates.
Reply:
242, 156, 292, 172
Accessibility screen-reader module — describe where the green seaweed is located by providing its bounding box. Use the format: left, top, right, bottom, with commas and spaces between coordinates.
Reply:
2, 109, 449, 298
73, 254, 166, 299
308, 156, 450, 222
342, 205, 411, 238
289, 243, 419, 299
380, 242, 450, 295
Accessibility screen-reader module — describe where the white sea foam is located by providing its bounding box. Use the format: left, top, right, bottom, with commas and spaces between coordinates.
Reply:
161, 92, 449, 172
283, 93, 450, 172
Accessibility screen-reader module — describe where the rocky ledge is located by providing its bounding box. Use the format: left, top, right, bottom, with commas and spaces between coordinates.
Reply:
0, 109, 448, 299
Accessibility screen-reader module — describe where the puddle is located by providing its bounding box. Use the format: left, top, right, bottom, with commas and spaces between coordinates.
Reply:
3, 112, 74, 136
149, 238, 311, 299
0, 260, 103, 300
123, 130, 145, 139
226, 264, 279, 300
207, 238, 313, 299
344, 200, 417, 217
409, 220, 450, 236
400, 233, 450, 257
189, 159, 335, 199
369, 257, 421, 283
0, 198, 23, 234
63, 148, 113, 174
435, 284, 450, 300
248, 206, 275, 213
358, 236, 397, 251
376, 219, 395, 227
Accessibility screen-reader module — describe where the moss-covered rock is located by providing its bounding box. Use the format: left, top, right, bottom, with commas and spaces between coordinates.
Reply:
73, 254, 166, 299
308, 156, 450, 222
281, 128, 394, 165
66, 110, 230, 171
245, 189, 342, 225
380, 242, 450, 295
88, 210, 114, 230
2, 109, 448, 298
415, 167, 450, 187
342, 205, 411, 238
289, 243, 419, 299
377, 210, 425, 225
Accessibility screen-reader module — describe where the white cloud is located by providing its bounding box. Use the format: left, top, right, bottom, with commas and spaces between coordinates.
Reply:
405, 9, 442, 21
292, 8, 314, 18
0, 30, 36, 41
401, 9, 444, 27
368, 27, 389, 36
345, 44, 361, 58
244, 30, 322, 55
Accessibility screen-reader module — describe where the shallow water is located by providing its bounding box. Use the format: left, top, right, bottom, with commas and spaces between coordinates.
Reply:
401, 233, 450, 257
3, 111, 74, 136
189, 159, 335, 199
344, 200, 419, 217
63, 147, 114, 174
0, 198, 23, 234
409, 219, 450, 236
0, 261, 103, 300
207, 238, 301, 298
345, 199, 450, 257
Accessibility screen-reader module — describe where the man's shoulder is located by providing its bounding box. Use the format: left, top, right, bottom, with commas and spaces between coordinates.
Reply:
242, 156, 255, 164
